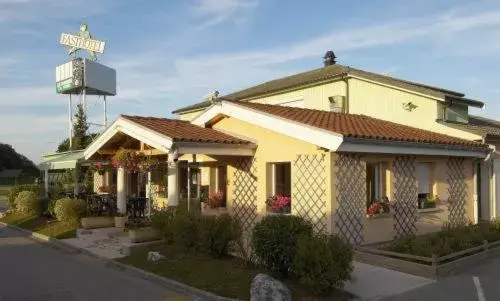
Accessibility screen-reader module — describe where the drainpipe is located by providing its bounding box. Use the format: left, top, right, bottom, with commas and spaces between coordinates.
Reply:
341, 73, 350, 114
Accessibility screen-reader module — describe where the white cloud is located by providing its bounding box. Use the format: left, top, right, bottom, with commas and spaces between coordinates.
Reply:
110, 8, 500, 109
192, 0, 258, 29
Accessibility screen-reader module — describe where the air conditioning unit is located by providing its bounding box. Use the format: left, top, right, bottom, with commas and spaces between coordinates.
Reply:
328, 95, 345, 113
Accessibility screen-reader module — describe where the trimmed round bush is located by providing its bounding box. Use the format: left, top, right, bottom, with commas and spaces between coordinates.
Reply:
172, 209, 202, 249
54, 198, 86, 224
151, 208, 177, 244
252, 215, 313, 277
7, 184, 40, 209
292, 234, 353, 294
15, 191, 41, 215
201, 213, 242, 258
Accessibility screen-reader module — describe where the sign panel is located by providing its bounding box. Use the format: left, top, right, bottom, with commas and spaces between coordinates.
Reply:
60, 33, 105, 54
59, 24, 105, 61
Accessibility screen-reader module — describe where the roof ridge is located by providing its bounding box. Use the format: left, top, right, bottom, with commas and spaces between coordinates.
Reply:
121, 115, 189, 123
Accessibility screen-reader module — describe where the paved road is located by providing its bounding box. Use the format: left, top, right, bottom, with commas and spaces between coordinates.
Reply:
0, 225, 191, 301
381, 257, 500, 301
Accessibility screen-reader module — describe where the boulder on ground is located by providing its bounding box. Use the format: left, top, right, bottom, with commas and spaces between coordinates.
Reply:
250, 273, 291, 301
147, 251, 165, 262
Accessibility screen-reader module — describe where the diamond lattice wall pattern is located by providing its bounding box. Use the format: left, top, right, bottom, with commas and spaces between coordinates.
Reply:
447, 157, 468, 226
293, 154, 327, 233
392, 156, 418, 238
233, 157, 258, 231
334, 154, 366, 245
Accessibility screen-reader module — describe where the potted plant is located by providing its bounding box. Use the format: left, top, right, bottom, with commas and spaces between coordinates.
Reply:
207, 191, 224, 209
95, 162, 105, 175
266, 195, 291, 214
114, 212, 127, 228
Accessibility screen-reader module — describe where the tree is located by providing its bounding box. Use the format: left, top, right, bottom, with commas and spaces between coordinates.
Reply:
56, 104, 98, 152
73, 104, 89, 150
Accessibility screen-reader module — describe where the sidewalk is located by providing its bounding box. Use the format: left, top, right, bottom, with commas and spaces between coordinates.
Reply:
344, 261, 434, 300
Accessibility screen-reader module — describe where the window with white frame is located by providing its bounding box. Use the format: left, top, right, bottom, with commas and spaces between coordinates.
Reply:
416, 163, 435, 209
267, 162, 292, 214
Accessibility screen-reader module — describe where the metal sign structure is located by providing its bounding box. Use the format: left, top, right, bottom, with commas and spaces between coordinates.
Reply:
60, 24, 105, 61
57, 23, 115, 150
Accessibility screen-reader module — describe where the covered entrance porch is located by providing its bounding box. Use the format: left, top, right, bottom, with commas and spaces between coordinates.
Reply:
83, 115, 256, 219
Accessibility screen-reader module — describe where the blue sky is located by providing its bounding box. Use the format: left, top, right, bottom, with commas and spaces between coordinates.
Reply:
2, 0, 500, 163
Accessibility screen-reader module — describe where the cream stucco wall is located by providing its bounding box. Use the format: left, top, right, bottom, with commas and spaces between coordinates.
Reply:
347, 78, 481, 140
211, 116, 334, 231
249, 81, 346, 111
178, 110, 204, 121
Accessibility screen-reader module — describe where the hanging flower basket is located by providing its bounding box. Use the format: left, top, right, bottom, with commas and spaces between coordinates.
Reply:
112, 148, 160, 173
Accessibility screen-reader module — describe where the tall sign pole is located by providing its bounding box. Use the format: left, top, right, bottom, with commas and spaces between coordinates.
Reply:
57, 23, 115, 151
68, 94, 73, 149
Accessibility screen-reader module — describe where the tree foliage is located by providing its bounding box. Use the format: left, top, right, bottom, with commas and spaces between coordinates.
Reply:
56, 104, 98, 152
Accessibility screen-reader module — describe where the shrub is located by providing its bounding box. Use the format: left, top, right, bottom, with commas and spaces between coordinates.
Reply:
15, 191, 41, 215
151, 208, 177, 243
44, 199, 57, 218
293, 234, 353, 294
54, 198, 86, 224
200, 213, 242, 258
172, 209, 202, 249
385, 221, 500, 257
252, 215, 313, 277
7, 184, 40, 209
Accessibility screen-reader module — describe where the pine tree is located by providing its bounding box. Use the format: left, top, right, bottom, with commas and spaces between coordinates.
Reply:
72, 104, 89, 150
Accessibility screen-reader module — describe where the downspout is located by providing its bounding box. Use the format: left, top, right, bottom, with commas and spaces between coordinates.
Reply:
341, 73, 350, 114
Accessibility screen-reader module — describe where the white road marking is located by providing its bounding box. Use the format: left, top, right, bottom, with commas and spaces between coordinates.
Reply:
473, 276, 486, 301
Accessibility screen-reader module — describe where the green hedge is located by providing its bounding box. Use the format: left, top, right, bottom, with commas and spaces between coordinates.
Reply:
200, 214, 242, 258
252, 215, 313, 277
54, 198, 86, 224
385, 221, 500, 257
7, 184, 40, 209
15, 191, 41, 216
293, 234, 353, 294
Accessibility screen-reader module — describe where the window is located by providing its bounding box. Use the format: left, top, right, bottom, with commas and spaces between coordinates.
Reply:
416, 163, 433, 208
267, 162, 292, 214
366, 163, 385, 207
443, 103, 468, 123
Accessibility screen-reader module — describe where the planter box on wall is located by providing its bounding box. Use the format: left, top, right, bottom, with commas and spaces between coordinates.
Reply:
81, 217, 115, 229
128, 227, 161, 243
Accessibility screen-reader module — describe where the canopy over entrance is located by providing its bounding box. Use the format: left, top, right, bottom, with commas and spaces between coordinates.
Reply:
84, 115, 256, 160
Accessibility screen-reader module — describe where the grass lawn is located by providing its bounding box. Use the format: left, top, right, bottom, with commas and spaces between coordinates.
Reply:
0, 212, 77, 239
118, 244, 355, 301
0, 188, 10, 196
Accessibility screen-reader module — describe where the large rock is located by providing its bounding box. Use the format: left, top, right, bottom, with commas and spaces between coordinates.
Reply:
250, 273, 291, 301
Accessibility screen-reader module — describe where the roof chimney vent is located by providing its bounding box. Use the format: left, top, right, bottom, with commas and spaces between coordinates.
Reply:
323, 51, 336, 66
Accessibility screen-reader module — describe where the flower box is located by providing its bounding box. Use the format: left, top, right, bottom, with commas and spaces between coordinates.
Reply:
81, 216, 115, 229
128, 227, 161, 243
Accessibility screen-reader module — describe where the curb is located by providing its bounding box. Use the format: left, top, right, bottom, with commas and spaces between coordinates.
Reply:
0, 222, 237, 301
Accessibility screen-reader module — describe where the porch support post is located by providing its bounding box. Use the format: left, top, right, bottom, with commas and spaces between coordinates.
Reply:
187, 163, 191, 211
117, 167, 127, 213
73, 165, 80, 196
44, 168, 49, 198
168, 159, 179, 207
197, 170, 201, 200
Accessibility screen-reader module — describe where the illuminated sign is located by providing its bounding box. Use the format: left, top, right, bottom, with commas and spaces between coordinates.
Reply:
60, 24, 105, 61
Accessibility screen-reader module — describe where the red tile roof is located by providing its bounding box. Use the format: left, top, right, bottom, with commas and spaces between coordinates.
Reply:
121, 115, 251, 144
233, 102, 487, 149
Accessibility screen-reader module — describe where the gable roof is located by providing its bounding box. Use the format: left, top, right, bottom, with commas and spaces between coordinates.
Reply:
440, 115, 500, 141
227, 101, 486, 150
121, 115, 251, 144
173, 64, 484, 114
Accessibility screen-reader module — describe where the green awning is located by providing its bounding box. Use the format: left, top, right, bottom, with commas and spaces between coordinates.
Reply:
40, 150, 85, 170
